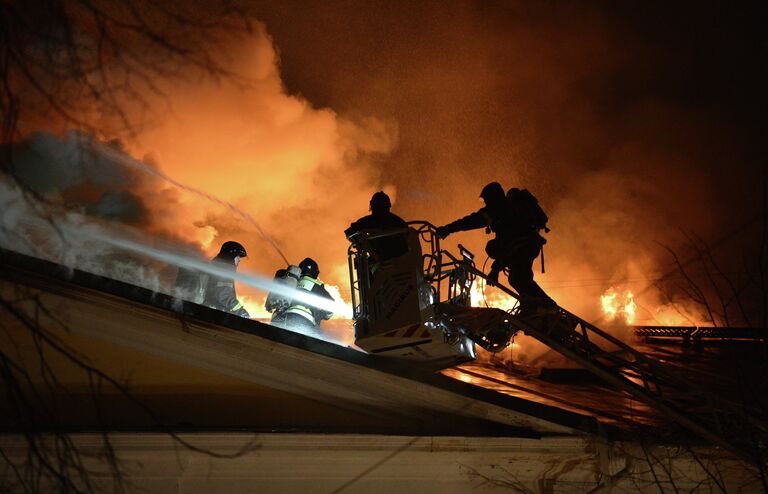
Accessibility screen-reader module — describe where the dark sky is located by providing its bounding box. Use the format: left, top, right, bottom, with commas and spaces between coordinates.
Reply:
250, 0, 765, 214
263, 1, 765, 126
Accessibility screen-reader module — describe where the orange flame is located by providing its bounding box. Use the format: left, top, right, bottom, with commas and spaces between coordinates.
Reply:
470, 280, 519, 312
240, 294, 272, 320
600, 287, 636, 324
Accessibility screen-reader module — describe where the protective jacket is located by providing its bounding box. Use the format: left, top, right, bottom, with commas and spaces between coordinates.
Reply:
203, 256, 248, 317
345, 211, 408, 261
346, 211, 407, 235
442, 202, 545, 263
441, 202, 528, 240
284, 275, 334, 326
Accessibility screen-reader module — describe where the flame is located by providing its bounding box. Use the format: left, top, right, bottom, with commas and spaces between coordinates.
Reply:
624, 291, 636, 321
600, 290, 618, 318
240, 294, 272, 320
323, 283, 354, 319
470, 279, 519, 312
600, 287, 636, 324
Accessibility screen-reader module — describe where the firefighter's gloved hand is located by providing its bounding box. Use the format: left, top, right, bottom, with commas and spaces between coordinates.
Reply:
435, 226, 451, 239
236, 307, 250, 318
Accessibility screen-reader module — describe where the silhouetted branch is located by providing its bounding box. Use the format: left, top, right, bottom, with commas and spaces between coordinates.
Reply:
0, 1, 262, 490
459, 463, 535, 493
0, 0, 253, 146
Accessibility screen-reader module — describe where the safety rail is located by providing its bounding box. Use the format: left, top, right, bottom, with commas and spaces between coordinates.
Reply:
346, 241, 366, 324
634, 325, 766, 341
408, 221, 478, 306
348, 222, 477, 313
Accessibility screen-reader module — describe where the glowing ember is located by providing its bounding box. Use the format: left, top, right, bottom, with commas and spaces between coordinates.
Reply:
600, 287, 637, 324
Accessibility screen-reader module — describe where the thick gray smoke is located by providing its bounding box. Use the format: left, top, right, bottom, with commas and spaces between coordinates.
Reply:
0, 177, 171, 294
9, 131, 153, 224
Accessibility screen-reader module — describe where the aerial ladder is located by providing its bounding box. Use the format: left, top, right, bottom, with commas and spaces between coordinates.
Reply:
347, 222, 767, 468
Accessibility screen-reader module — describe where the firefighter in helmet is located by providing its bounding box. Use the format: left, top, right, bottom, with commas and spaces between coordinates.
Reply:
203, 241, 250, 318
345, 191, 408, 262
436, 182, 553, 315
283, 257, 335, 336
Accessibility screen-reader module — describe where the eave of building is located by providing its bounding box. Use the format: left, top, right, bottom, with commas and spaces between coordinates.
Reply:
1, 432, 758, 493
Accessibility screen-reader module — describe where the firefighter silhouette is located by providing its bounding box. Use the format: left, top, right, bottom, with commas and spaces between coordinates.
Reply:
436, 182, 553, 315
202, 241, 250, 318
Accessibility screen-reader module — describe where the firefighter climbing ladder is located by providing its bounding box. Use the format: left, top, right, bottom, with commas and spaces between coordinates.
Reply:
418, 223, 767, 468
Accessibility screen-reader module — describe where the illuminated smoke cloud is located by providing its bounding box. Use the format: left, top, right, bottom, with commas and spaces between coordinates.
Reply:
2, 22, 398, 331
118, 22, 398, 296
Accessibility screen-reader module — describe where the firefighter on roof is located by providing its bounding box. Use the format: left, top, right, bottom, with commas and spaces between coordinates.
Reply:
203, 241, 250, 318
436, 182, 553, 315
283, 257, 335, 336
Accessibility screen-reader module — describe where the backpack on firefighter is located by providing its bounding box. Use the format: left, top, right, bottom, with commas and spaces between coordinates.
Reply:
265, 265, 302, 316
506, 187, 549, 233
506, 187, 549, 273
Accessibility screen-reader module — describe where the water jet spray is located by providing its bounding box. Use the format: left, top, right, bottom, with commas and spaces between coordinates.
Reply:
92, 139, 291, 265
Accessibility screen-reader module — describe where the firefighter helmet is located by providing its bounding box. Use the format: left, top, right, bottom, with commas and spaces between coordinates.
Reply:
219, 241, 247, 259
369, 191, 392, 213
299, 257, 320, 279
480, 182, 505, 205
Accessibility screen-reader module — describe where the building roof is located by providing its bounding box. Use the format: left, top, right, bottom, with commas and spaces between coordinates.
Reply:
0, 248, 598, 436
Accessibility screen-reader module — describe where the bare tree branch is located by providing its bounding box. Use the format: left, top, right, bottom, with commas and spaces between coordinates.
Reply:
1, 2, 264, 490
